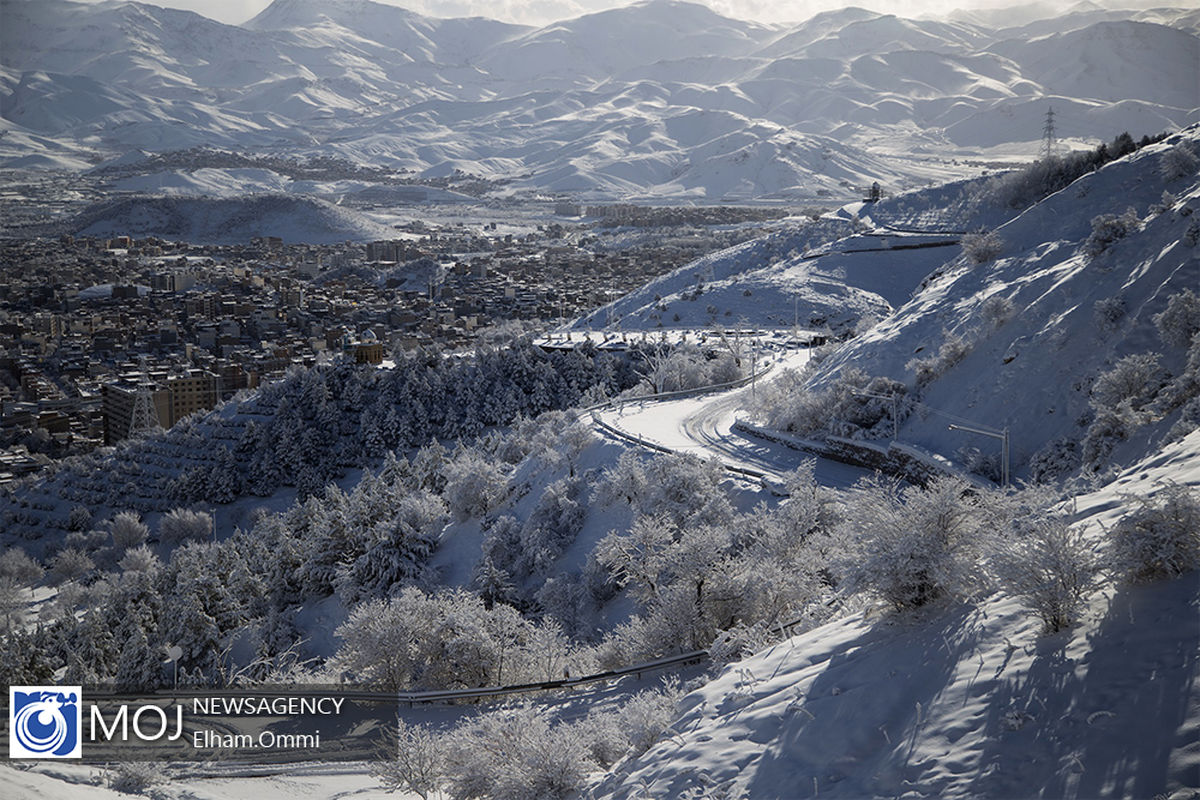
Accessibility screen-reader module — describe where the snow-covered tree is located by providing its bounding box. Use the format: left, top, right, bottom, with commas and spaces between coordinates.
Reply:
334, 490, 446, 605
907, 330, 971, 389
1081, 406, 1135, 470
113, 619, 163, 691
518, 479, 586, 578
836, 476, 990, 610
522, 619, 572, 683
1029, 437, 1083, 483
0, 548, 43, 591
159, 508, 213, 544
1154, 289, 1200, 349
372, 719, 446, 800
104, 763, 165, 795
989, 505, 1097, 633
1109, 483, 1200, 582
334, 589, 517, 691
444, 704, 590, 800
1091, 353, 1166, 411
110, 511, 149, 550
592, 449, 649, 507
50, 548, 94, 585
596, 515, 676, 605
67, 505, 92, 532
962, 230, 1004, 264
979, 293, 1014, 328
1161, 141, 1198, 181
1093, 295, 1126, 335
442, 448, 508, 522
579, 680, 683, 767
118, 545, 162, 575
1083, 208, 1141, 259
0, 577, 25, 634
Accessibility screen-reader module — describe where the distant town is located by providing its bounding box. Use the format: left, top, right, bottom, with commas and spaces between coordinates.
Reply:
0, 204, 792, 483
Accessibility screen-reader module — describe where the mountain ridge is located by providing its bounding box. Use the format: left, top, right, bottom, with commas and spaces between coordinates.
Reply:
0, 1, 1195, 199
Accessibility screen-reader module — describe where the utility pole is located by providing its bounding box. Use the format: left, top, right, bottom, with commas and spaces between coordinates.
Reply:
1041, 106, 1057, 161
751, 334, 758, 400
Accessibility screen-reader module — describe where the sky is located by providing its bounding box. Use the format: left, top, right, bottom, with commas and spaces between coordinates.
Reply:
68, 0, 1093, 27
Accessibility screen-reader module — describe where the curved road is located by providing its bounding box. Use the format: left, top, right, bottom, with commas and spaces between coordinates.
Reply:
596, 357, 873, 490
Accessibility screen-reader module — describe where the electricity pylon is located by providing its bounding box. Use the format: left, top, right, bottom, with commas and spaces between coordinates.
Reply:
1041, 106, 1057, 161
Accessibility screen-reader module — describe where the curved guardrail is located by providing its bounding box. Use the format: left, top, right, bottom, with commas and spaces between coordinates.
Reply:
584, 360, 780, 485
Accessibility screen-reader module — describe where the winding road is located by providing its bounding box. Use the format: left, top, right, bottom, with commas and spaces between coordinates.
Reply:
593, 350, 873, 490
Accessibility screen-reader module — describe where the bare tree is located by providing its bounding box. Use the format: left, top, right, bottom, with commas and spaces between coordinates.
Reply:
372, 719, 446, 800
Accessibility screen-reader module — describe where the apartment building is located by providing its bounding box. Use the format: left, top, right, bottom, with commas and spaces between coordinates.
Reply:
102, 368, 218, 444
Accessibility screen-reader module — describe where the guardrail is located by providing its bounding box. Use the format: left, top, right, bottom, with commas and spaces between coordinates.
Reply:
732, 419, 987, 488
582, 359, 777, 414
585, 361, 781, 485
124, 612, 824, 709
116, 650, 710, 707
590, 412, 772, 485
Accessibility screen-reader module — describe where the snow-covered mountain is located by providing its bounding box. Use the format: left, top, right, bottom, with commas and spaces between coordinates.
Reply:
1, 0, 1195, 199
807, 128, 1200, 480
579, 127, 1200, 799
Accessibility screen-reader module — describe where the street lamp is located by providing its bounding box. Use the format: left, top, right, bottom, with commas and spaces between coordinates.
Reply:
947, 422, 1010, 487
165, 644, 182, 689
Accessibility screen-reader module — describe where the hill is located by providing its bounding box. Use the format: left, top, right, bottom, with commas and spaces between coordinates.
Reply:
802, 127, 1200, 481
592, 431, 1200, 799
68, 193, 399, 243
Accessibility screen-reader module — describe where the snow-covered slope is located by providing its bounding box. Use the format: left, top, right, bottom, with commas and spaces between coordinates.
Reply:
572, 126, 1199, 482
592, 430, 1200, 800
568, 219, 968, 335
809, 127, 1200, 478
69, 194, 399, 243
567, 171, 1012, 336
1, 0, 1195, 198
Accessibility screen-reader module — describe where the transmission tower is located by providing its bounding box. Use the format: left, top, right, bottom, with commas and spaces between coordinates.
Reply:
128, 383, 162, 439
128, 357, 161, 439
1041, 106, 1057, 161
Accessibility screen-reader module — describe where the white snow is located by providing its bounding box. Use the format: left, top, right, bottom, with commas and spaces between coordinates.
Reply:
807, 127, 1200, 480
591, 429, 1200, 799
2, 1, 1196, 196
70, 194, 400, 244
591, 347, 874, 488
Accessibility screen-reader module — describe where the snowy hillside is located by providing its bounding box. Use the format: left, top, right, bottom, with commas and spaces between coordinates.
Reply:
1, 0, 1196, 198
568, 218, 971, 335
68, 194, 400, 243
800, 127, 1200, 480
592, 431, 1200, 800
567, 126, 1199, 485
1, 132, 1199, 800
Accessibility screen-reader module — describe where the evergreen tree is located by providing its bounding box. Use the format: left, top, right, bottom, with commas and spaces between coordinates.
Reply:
114, 619, 162, 691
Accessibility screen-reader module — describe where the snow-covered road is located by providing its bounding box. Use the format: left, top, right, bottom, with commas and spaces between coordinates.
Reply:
594, 350, 873, 489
